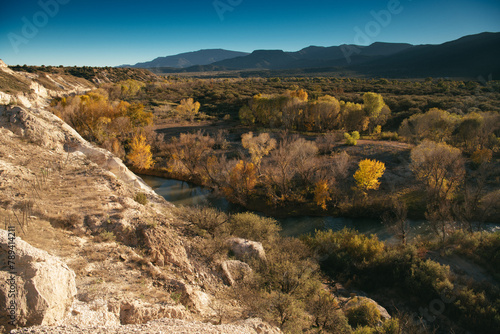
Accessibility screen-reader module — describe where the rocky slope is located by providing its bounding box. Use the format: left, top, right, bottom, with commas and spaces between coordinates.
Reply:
0, 62, 280, 333
0, 60, 92, 108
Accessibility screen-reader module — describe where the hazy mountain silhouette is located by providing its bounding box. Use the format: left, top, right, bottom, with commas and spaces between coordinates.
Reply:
127, 32, 500, 78
198, 43, 413, 70
122, 49, 250, 69
350, 32, 500, 78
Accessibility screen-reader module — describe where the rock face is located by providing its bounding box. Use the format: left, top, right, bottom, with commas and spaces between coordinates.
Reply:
4, 106, 154, 194
221, 260, 253, 286
166, 279, 214, 316
64, 299, 120, 328
0, 230, 77, 329
227, 237, 266, 261
0, 59, 92, 109
140, 226, 192, 273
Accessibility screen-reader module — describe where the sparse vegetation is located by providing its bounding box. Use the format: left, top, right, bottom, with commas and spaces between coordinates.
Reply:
8, 65, 496, 334
134, 192, 149, 205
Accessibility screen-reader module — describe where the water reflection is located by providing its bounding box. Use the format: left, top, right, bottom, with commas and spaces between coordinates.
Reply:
140, 175, 234, 210
141, 175, 497, 241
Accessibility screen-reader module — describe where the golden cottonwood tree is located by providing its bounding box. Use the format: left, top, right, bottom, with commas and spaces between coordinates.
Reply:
127, 134, 154, 169
241, 132, 277, 169
224, 160, 258, 203
353, 159, 385, 193
314, 180, 331, 210
288, 89, 309, 102
176, 98, 200, 120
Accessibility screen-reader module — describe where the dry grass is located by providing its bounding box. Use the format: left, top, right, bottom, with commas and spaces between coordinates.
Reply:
0, 70, 31, 94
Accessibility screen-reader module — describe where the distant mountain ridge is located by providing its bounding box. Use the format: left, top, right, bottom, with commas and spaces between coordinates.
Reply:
123, 32, 500, 78
121, 49, 249, 69
350, 32, 500, 78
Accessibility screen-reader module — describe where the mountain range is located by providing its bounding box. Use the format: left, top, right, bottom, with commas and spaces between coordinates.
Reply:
121, 49, 249, 69
122, 32, 500, 78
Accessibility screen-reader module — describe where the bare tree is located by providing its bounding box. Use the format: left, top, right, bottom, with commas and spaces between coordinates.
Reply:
169, 130, 215, 176
382, 198, 410, 245
264, 136, 318, 203
410, 140, 465, 205
425, 201, 455, 243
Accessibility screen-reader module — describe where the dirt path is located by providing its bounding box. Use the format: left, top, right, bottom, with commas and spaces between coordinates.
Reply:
428, 251, 498, 287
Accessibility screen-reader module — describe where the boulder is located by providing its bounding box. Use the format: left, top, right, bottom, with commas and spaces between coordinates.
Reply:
63, 299, 120, 328
166, 279, 214, 316
0, 230, 77, 329
221, 260, 253, 286
227, 237, 266, 261
140, 226, 193, 274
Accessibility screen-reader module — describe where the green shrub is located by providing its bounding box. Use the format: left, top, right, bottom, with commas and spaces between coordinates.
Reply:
303, 228, 385, 273
170, 291, 182, 304
98, 230, 116, 242
406, 259, 453, 299
380, 318, 400, 334
380, 131, 399, 141
229, 212, 281, 242
346, 298, 381, 328
309, 290, 352, 333
344, 131, 360, 146
353, 326, 375, 334
134, 192, 148, 205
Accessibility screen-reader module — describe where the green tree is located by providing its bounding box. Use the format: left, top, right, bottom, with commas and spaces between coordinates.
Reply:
363, 92, 384, 118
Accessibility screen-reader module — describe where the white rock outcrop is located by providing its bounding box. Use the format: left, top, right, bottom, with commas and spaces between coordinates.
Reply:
3, 106, 154, 194
0, 230, 77, 328
0, 59, 92, 108
227, 237, 266, 261
167, 279, 214, 316
119, 300, 190, 325
221, 260, 253, 286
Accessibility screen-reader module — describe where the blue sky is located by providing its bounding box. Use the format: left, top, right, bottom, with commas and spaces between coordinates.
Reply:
1, 0, 499, 66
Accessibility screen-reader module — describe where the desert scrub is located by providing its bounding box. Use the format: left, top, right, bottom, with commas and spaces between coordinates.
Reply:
134, 192, 148, 205
229, 212, 281, 243
344, 131, 360, 146
97, 230, 116, 242
346, 297, 381, 328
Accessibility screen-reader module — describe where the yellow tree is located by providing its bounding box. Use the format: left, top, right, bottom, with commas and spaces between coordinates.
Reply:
353, 159, 385, 193
127, 134, 154, 169
289, 89, 309, 102
314, 180, 331, 210
224, 160, 257, 204
176, 98, 201, 120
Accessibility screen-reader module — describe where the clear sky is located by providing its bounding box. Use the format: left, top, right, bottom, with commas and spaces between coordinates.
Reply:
1, 0, 499, 66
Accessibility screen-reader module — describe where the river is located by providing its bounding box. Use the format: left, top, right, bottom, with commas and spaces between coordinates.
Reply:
141, 175, 498, 242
